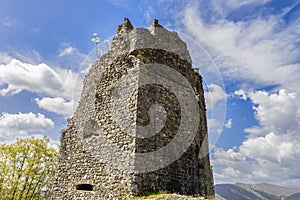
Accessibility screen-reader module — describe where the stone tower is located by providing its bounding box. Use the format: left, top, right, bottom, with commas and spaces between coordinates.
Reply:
52, 18, 215, 199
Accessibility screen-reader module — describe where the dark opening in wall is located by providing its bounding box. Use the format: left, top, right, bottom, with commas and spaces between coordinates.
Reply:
76, 183, 93, 191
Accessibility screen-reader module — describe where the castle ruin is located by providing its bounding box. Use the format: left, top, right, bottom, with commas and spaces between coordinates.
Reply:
52, 18, 215, 199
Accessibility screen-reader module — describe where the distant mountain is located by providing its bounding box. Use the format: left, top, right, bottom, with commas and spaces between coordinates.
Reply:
215, 183, 300, 200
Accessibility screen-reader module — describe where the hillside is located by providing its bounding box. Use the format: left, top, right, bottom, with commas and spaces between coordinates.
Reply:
215, 183, 300, 200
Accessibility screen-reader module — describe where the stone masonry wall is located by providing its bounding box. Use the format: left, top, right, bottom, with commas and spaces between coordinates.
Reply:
130, 48, 214, 197
52, 19, 214, 199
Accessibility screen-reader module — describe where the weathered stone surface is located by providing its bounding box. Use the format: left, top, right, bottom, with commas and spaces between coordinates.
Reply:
52, 19, 214, 200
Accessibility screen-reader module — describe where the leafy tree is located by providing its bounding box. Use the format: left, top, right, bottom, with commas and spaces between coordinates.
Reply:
0, 137, 58, 200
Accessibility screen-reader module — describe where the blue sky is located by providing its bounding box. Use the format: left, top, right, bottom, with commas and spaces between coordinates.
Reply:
0, 0, 300, 187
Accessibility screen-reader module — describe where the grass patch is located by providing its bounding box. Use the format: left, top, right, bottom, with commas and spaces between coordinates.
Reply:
135, 191, 168, 198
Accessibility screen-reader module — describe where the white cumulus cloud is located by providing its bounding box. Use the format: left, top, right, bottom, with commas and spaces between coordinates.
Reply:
0, 59, 62, 96
0, 58, 82, 116
35, 97, 74, 116
235, 89, 299, 136
58, 46, 76, 57
249, 89, 298, 133
204, 84, 226, 109
0, 52, 13, 65
213, 88, 300, 186
213, 131, 300, 186
225, 118, 233, 128
0, 112, 54, 142
183, 2, 300, 91
0, 58, 81, 100
179, 1, 300, 186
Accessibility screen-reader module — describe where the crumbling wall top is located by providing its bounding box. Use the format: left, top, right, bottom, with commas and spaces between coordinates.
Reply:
111, 18, 192, 63
117, 18, 134, 34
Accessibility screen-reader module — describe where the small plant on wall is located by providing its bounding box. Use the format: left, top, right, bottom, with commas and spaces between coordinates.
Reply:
91, 33, 101, 58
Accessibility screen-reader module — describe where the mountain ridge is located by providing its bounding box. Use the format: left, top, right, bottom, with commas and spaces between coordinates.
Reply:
215, 183, 300, 200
